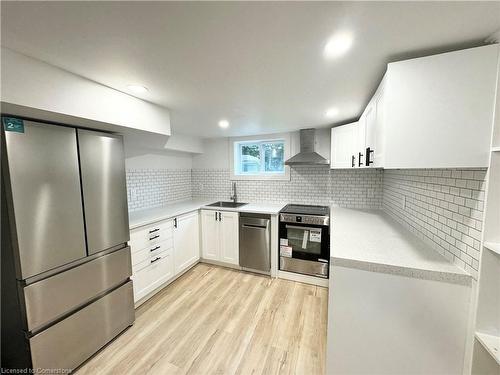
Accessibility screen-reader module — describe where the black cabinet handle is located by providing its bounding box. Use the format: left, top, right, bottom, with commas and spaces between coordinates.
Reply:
366, 147, 374, 166
150, 257, 161, 264
174, 218, 177, 228
149, 235, 160, 241
149, 228, 159, 234
358, 152, 364, 167
150, 246, 161, 252
218, 212, 222, 221
215, 212, 218, 221
351, 155, 355, 168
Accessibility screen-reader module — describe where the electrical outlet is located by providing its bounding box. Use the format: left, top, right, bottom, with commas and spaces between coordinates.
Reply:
400, 195, 406, 210
367, 189, 375, 198
198, 183, 204, 192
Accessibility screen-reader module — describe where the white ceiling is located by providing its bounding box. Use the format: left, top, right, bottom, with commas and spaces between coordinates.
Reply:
1, 2, 500, 138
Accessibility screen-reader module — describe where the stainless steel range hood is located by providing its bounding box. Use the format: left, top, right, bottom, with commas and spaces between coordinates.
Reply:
285, 128, 330, 165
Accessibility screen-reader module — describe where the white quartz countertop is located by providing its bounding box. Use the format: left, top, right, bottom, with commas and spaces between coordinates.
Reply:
201, 202, 287, 215
330, 207, 471, 284
129, 199, 286, 229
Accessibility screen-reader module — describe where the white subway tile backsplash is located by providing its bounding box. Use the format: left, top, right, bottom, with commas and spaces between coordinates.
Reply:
126, 169, 192, 212
192, 167, 383, 208
383, 168, 487, 279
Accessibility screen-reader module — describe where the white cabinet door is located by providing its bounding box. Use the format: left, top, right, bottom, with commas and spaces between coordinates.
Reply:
373, 89, 386, 168
357, 113, 367, 168
219, 211, 239, 265
201, 210, 219, 261
384, 44, 498, 168
173, 211, 200, 275
330, 122, 358, 169
364, 104, 376, 167
133, 249, 174, 303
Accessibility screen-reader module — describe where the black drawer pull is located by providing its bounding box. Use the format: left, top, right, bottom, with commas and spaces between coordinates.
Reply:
358, 152, 364, 167
351, 155, 355, 168
150, 257, 161, 264
150, 246, 161, 252
149, 228, 160, 234
149, 235, 160, 241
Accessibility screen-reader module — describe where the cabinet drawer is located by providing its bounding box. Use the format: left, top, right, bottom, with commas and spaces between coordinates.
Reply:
133, 246, 172, 273
132, 252, 174, 301
131, 239, 173, 268
130, 221, 173, 252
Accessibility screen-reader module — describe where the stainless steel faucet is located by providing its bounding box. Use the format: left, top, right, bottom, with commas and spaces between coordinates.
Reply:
230, 182, 237, 203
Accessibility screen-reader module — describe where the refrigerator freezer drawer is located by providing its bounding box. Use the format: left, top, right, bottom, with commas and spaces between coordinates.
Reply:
29, 281, 134, 372
24, 247, 132, 332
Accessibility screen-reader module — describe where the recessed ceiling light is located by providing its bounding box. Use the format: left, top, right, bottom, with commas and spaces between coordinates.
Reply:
127, 84, 149, 93
218, 119, 229, 129
324, 32, 353, 59
325, 107, 339, 118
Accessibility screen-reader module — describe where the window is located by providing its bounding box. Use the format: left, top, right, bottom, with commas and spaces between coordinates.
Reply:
231, 134, 290, 180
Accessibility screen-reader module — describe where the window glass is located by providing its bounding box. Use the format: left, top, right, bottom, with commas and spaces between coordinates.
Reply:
235, 140, 285, 175
262, 142, 284, 172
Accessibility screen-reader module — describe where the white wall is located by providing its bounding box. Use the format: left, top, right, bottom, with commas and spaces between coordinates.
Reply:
1, 47, 171, 136
192, 138, 231, 169
125, 149, 193, 170
164, 133, 204, 154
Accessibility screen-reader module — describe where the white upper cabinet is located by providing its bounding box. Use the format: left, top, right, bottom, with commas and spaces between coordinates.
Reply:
333, 45, 499, 170
383, 45, 498, 168
331, 122, 359, 169
363, 76, 386, 168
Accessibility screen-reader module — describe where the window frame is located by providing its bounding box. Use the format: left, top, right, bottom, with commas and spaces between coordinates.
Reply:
230, 133, 291, 181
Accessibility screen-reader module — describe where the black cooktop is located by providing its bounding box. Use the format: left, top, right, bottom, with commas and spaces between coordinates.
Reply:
280, 204, 330, 216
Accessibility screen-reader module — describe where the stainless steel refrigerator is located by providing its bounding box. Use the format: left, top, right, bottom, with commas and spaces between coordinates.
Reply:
1, 118, 135, 372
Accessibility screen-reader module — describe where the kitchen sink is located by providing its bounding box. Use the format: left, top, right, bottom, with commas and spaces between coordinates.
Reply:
207, 201, 248, 208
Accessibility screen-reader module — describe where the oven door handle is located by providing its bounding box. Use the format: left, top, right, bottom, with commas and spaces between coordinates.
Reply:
285, 224, 320, 231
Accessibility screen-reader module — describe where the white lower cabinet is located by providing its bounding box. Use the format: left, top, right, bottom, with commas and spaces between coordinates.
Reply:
201, 209, 239, 266
219, 211, 239, 264
200, 210, 219, 261
173, 211, 200, 274
130, 211, 200, 304
133, 250, 174, 302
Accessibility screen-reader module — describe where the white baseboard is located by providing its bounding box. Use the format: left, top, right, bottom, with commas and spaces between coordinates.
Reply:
199, 258, 241, 271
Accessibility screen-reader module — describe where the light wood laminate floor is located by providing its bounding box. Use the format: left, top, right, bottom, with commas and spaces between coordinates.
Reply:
78, 263, 328, 375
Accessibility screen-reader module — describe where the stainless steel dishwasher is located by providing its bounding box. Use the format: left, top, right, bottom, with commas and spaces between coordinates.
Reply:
239, 213, 271, 274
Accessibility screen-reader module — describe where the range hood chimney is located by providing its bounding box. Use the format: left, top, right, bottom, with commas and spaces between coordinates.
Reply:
285, 128, 330, 166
